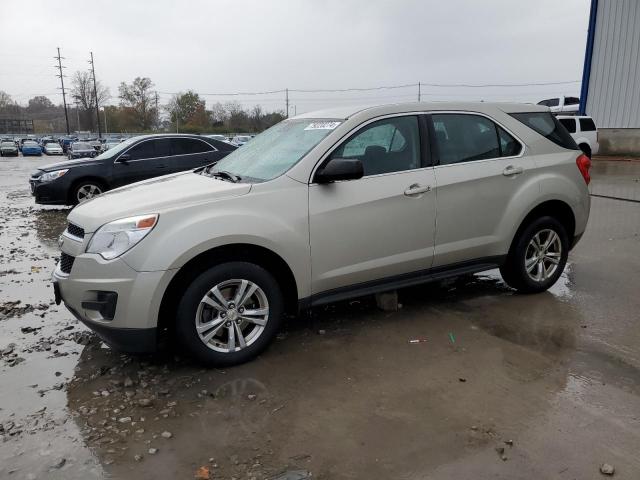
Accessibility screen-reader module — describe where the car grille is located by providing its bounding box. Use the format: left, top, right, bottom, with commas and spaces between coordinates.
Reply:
60, 252, 75, 274
66, 223, 85, 238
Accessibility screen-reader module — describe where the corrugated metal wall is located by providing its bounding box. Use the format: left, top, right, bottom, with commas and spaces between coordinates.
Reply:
586, 0, 640, 128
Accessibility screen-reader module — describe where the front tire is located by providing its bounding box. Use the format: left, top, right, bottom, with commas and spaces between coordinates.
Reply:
71, 180, 105, 204
500, 216, 569, 293
176, 262, 284, 367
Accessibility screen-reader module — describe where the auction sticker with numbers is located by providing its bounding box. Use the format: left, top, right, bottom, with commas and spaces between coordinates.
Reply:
304, 121, 342, 130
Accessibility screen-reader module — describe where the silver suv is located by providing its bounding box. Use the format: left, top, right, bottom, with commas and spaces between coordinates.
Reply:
53, 102, 591, 366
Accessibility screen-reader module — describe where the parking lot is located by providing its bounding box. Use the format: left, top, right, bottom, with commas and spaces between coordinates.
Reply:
0, 153, 639, 479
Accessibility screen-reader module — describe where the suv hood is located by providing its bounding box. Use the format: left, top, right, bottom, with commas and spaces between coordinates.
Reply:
68, 171, 252, 233
39, 157, 102, 171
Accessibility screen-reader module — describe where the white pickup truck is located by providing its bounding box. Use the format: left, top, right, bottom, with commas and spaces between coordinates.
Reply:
537, 96, 580, 114
557, 115, 599, 158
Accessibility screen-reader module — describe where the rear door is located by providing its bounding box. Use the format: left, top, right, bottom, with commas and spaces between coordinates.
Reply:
168, 138, 220, 173
429, 112, 529, 267
112, 138, 171, 187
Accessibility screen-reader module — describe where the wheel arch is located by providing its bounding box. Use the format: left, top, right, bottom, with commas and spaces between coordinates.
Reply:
68, 176, 109, 204
157, 243, 299, 339
509, 200, 576, 255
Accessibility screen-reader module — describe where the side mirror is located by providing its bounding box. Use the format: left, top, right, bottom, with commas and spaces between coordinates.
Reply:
314, 158, 364, 184
118, 153, 131, 163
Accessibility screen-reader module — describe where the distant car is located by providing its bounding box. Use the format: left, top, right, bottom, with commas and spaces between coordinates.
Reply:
19, 137, 38, 151
89, 140, 103, 152
21, 141, 43, 156
205, 134, 228, 142
44, 142, 64, 155
0, 141, 19, 156
67, 142, 97, 160
30, 134, 236, 205
59, 137, 78, 153
231, 135, 252, 146
557, 115, 599, 158
103, 141, 121, 151
537, 96, 580, 114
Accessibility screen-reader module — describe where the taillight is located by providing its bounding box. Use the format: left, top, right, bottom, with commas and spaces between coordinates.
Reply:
576, 154, 591, 185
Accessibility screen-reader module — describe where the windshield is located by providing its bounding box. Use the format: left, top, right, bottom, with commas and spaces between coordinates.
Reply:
94, 136, 138, 160
24, 141, 38, 146
1, 142, 14, 147
211, 119, 340, 182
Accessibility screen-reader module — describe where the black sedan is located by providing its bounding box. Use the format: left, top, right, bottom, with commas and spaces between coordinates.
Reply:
30, 134, 236, 205
67, 141, 98, 160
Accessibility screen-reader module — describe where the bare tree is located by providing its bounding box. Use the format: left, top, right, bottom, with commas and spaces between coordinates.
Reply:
70, 71, 110, 130
118, 77, 157, 131
0, 91, 14, 109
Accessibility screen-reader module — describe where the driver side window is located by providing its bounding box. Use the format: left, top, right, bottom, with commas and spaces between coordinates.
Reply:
330, 116, 420, 176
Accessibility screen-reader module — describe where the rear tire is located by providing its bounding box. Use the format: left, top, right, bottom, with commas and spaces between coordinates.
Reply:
175, 262, 284, 367
500, 216, 569, 293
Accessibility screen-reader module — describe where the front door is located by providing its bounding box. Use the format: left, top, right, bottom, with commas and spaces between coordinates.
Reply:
112, 138, 171, 187
309, 115, 437, 295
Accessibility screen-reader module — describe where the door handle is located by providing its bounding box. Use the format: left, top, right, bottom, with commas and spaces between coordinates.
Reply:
404, 183, 432, 196
155, 165, 167, 169
503, 165, 523, 176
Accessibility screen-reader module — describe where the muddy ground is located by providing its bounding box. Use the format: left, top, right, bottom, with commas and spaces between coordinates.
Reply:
0, 154, 639, 479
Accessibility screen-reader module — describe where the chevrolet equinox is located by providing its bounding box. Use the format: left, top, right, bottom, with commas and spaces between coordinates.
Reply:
53, 102, 591, 366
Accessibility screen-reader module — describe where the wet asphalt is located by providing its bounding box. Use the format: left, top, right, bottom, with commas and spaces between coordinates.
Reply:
0, 154, 639, 479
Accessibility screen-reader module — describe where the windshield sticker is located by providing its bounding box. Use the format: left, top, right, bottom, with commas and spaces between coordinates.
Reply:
304, 121, 341, 131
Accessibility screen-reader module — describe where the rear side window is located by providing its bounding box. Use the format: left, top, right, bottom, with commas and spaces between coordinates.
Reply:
559, 118, 577, 133
510, 112, 578, 150
537, 98, 559, 107
565, 96, 580, 105
497, 126, 522, 157
431, 114, 521, 165
579, 118, 596, 131
172, 138, 213, 155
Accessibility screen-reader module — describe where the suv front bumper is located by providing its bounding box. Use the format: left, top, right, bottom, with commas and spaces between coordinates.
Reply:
52, 253, 174, 353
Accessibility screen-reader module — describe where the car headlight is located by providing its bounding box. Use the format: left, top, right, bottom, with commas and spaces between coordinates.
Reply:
40, 169, 69, 182
86, 214, 159, 260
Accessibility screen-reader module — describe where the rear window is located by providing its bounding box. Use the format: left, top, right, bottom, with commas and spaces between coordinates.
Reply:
510, 112, 578, 150
579, 118, 597, 132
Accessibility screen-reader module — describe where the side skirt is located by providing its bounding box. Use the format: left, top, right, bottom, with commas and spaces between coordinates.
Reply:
298, 255, 506, 309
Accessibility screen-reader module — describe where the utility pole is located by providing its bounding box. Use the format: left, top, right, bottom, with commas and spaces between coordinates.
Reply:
154, 92, 159, 130
285, 88, 289, 118
75, 100, 80, 130
418, 82, 421, 102
89, 52, 101, 139
55, 47, 70, 135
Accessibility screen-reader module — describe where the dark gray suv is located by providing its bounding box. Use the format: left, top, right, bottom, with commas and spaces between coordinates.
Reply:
30, 134, 236, 205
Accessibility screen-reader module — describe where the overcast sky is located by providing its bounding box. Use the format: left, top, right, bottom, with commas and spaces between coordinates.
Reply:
0, 0, 590, 114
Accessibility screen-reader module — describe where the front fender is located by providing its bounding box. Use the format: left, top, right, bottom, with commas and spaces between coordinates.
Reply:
121, 181, 311, 297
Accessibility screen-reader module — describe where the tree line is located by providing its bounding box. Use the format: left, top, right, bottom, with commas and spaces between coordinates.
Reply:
0, 74, 285, 134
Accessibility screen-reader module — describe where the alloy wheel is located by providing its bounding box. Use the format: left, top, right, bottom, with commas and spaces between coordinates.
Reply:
195, 279, 269, 353
76, 184, 102, 203
524, 229, 562, 282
